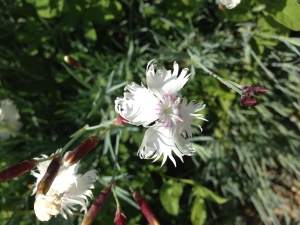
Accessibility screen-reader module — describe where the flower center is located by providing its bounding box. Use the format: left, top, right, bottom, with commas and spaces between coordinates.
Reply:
157, 94, 183, 128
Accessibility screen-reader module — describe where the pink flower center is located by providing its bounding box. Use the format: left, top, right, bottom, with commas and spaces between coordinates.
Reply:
156, 94, 183, 128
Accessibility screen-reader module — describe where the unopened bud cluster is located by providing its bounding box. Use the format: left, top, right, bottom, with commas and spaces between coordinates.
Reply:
240, 85, 268, 107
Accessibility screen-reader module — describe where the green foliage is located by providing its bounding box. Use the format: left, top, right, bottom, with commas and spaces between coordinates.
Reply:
191, 197, 207, 225
159, 180, 184, 216
257, 0, 300, 31
0, 0, 300, 225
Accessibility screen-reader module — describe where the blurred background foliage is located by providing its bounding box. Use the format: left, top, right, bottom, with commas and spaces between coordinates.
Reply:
0, 0, 300, 224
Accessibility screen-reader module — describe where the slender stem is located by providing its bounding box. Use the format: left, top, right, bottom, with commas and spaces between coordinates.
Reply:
194, 59, 226, 83
112, 186, 121, 207
61, 125, 88, 154
191, 56, 243, 95
107, 130, 132, 192
32, 121, 114, 164
61, 120, 113, 155
86, 121, 112, 130
35, 153, 60, 163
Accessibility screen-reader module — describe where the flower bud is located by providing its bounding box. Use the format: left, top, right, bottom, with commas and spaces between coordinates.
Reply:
132, 191, 160, 225
253, 85, 268, 94
242, 85, 268, 96
114, 206, 127, 225
37, 155, 62, 195
240, 96, 259, 107
112, 114, 129, 126
64, 136, 99, 167
240, 85, 268, 107
0, 159, 38, 183
64, 55, 81, 68
241, 85, 252, 92
81, 183, 112, 225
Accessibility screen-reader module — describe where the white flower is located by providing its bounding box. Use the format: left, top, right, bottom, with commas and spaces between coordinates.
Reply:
220, 0, 241, 9
31, 152, 98, 221
0, 99, 22, 141
115, 60, 207, 166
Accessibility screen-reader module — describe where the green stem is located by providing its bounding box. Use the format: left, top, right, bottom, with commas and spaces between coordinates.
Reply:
62, 120, 113, 155
189, 53, 243, 95
112, 186, 121, 207
35, 153, 60, 163
86, 121, 112, 130
107, 129, 133, 192
61, 125, 88, 154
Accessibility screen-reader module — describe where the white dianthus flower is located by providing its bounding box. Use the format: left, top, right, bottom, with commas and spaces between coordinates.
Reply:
115, 60, 207, 167
0, 99, 22, 141
220, 0, 241, 9
31, 153, 98, 221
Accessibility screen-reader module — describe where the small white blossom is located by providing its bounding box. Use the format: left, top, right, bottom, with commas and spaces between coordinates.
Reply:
0, 99, 22, 141
31, 152, 98, 221
220, 0, 241, 9
115, 60, 207, 166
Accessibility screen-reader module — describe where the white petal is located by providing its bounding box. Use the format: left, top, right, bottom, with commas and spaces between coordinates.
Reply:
220, 0, 241, 9
31, 153, 97, 220
50, 165, 78, 194
137, 124, 195, 167
60, 170, 97, 215
31, 153, 78, 196
179, 99, 207, 138
0, 99, 22, 140
172, 61, 179, 77
0, 99, 20, 121
115, 82, 160, 126
146, 61, 190, 100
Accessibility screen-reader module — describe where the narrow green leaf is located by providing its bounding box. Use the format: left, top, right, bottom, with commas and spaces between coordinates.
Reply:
149, 30, 178, 52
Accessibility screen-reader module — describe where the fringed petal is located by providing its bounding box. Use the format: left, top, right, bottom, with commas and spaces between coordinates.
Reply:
115, 83, 160, 126
137, 124, 195, 167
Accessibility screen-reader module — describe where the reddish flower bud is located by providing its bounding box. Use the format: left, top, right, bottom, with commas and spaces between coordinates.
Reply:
253, 85, 268, 94
241, 85, 252, 92
240, 96, 259, 107
81, 184, 112, 225
114, 206, 127, 225
240, 85, 267, 107
37, 155, 62, 195
132, 191, 160, 225
242, 85, 268, 96
64, 55, 81, 68
64, 136, 99, 167
0, 159, 38, 183
112, 115, 129, 126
